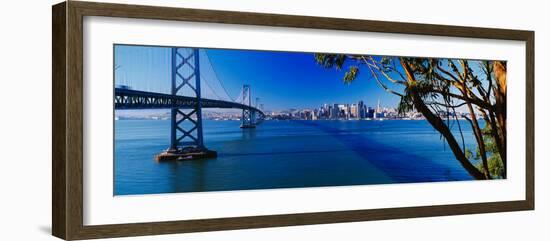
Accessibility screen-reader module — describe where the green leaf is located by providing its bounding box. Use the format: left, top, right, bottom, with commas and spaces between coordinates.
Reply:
343, 66, 359, 84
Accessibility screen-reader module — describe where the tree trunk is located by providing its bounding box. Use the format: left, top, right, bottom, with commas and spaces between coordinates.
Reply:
411, 92, 486, 180
493, 61, 507, 177
399, 58, 486, 180
465, 102, 491, 179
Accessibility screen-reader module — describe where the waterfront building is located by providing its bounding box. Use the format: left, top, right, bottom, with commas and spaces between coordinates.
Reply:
312, 109, 319, 120
358, 100, 366, 119
367, 107, 375, 118
332, 104, 339, 119
350, 104, 358, 118
374, 111, 385, 119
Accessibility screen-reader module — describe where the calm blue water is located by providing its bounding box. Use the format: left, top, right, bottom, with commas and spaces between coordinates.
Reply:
114, 119, 478, 195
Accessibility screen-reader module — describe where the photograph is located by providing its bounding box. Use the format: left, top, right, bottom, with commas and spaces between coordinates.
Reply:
113, 44, 507, 195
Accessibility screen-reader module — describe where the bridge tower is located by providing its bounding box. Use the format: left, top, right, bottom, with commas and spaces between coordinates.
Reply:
156, 47, 216, 161
240, 85, 255, 128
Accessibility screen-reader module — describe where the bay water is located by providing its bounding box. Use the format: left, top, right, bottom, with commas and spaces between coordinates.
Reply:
114, 119, 477, 195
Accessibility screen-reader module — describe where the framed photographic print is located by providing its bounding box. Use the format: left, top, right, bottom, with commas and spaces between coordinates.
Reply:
52, 1, 534, 240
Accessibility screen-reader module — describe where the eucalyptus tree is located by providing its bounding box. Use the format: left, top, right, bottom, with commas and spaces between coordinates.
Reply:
314, 54, 506, 179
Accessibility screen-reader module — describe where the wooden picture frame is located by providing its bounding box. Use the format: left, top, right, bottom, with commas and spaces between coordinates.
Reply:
52, 1, 534, 240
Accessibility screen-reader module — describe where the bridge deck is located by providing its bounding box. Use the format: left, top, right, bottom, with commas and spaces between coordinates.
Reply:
114, 88, 264, 116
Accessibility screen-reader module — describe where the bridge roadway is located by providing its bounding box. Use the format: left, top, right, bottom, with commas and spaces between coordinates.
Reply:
114, 88, 264, 117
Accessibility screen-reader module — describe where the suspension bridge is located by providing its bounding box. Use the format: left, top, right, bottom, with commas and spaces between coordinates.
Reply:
114, 47, 265, 161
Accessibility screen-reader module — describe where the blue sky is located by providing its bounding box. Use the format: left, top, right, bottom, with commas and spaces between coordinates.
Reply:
114, 45, 403, 111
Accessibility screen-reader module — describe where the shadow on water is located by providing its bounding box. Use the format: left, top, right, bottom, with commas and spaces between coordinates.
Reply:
294, 121, 469, 182
221, 149, 349, 157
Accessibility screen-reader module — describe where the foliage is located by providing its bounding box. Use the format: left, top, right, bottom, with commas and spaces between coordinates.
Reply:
344, 66, 359, 84
472, 125, 505, 178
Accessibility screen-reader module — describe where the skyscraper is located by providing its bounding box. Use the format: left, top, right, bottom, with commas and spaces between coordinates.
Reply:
367, 107, 375, 118
358, 100, 365, 119
332, 104, 339, 119
350, 104, 358, 118
374, 98, 384, 119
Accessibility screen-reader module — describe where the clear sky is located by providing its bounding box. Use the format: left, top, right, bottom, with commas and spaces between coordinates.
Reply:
114, 45, 402, 112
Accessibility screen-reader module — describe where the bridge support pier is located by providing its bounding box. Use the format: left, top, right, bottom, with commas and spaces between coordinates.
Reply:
155, 47, 217, 161
240, 85, 256, 129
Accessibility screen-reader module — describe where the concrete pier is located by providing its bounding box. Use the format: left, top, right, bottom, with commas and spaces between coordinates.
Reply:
155, 147, 217, 161
240, 124, 256, 129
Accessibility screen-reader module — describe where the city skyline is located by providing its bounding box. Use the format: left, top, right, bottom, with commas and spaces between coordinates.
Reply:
115, 98, 397, 118
116, 97, 470, 122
